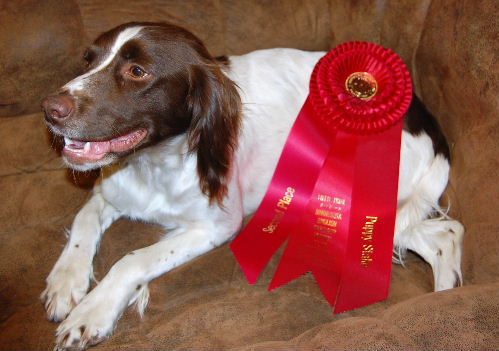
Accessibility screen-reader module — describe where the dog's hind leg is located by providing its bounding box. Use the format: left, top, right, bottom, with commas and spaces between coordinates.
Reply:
396, 217, 464, 290
394, 150, 465, 291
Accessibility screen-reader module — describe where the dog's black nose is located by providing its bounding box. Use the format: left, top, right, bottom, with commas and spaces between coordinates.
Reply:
42, 95, 74, 123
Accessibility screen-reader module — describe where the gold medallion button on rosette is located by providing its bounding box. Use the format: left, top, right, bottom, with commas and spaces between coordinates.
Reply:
345, 72, 378, 100
309, 41, 413, 135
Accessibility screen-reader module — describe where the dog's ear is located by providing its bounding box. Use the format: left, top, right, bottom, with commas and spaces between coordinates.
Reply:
187, 63, 241, 206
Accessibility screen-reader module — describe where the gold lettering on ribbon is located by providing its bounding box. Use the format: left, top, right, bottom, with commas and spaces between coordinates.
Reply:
316, 218, 338, 227
309, 195, 346, 250
300, 194, 346, 267
360, 216, 378, 267
315, 209, 343, 220
262, 187, 295, 233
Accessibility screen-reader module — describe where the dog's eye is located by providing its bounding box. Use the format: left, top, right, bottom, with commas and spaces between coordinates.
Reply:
129, 65, 147, 78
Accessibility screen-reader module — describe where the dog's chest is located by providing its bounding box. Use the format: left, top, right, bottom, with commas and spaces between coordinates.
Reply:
98, 158, 206, 226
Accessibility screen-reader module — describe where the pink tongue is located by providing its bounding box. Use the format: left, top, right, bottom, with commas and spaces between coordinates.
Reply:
63, 129, 147, 165
83, 129, 147, 154
63, 142, 108, 164
90, 140, 111, 154
109, 130, 147, 152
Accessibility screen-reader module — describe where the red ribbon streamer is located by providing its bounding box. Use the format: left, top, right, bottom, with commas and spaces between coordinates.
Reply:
231, 41, 412, 313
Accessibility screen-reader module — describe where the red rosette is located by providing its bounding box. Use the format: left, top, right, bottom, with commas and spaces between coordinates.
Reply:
232, 41, 412, 314
309, 41, 412, 134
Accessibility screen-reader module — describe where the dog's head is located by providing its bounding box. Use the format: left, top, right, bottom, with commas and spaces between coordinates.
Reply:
42, 22, 241, 204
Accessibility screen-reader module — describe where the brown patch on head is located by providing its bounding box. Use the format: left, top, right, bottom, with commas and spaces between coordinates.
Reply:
42, 22, 241, 205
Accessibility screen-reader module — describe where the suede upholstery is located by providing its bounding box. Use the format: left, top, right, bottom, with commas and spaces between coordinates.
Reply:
0, 0, 498, 350
0, 0, 85, 117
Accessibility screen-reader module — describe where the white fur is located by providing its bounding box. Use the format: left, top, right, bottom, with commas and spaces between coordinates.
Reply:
64, 26, 143, 93
43, 46, 464, 350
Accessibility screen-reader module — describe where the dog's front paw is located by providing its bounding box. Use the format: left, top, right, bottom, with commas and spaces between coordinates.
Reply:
54, 296, 117, 351
41, 260, 92, 322
53, 282, 128, 351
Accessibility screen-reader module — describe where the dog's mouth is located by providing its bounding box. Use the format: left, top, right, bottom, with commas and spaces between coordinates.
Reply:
62, 129, 148, 165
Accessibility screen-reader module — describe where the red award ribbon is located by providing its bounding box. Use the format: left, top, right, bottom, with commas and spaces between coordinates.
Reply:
230, 41, 412, 313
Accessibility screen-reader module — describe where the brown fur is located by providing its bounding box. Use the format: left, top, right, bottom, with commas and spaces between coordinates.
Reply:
187, 64, 241, 205
42, 22, 242, 205
404, 94, 451, 160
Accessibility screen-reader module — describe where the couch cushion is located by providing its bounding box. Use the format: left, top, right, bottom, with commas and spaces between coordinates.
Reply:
0, 0, 86, 117
415, 0, 499, 286
76, 0, 331, 57
231, 282, 499, 350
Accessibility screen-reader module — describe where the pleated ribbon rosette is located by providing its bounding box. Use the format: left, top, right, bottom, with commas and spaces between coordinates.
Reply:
231, 41, 413, 313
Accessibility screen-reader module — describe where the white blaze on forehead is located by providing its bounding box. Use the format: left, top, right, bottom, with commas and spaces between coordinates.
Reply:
64, 26, 144, 93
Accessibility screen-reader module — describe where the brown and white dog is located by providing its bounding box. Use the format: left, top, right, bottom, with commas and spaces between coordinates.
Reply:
41, 22, 464, 350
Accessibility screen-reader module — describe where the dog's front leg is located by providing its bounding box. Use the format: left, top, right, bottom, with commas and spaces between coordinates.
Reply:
41, 192, 120, 322
53, 225, 227, 351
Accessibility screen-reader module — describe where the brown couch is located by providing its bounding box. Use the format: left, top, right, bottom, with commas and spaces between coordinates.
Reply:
1, 0, 498, 349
